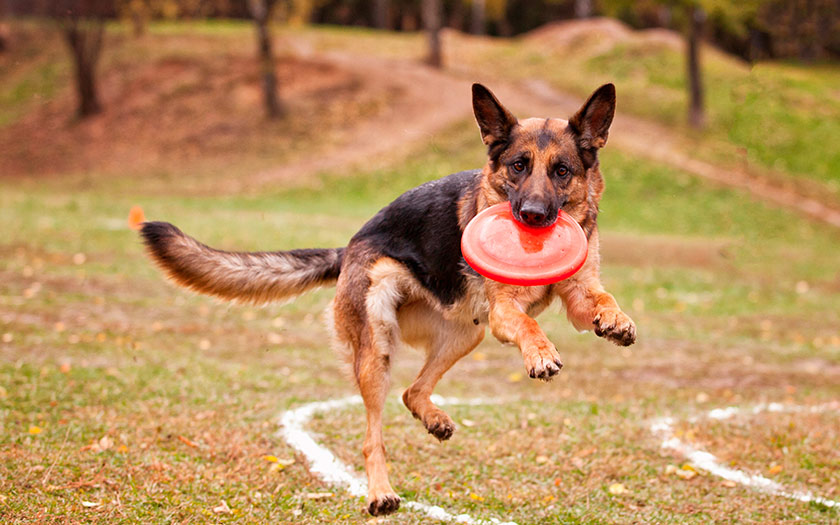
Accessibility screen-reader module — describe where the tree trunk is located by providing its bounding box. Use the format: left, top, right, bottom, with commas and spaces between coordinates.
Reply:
248, 0, 282, 119
574, 0, 592, 19
686, 5, 705, 129
0, 0, 8, 53
373, 0, 389, 29
131, 10, 146, 37
422, 0, 442, 68
470, 0, 485, 35
63, 19, 104, 118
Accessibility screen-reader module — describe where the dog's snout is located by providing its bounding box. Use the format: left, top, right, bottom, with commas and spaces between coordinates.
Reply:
519, 201, 548, 227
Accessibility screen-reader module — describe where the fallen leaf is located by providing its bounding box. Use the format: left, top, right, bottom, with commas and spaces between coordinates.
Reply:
768, 464, 783, 475
303, 492, 333, 500
553, 478, 562, 487
469, 492, 484, 501
212, 500, 232, 514
263, 455, 279, 463
177, 435, 198, 448
608, 483, 629, 495
98, 436, 114, 451
471, 351, 487, 361
81, 500, 101, 508
535, 455, 549, 464
127, 206, 146, 230
676, 469, 697, 480
577, 447, 597, 458
721, 480, 737, 488
507, 372, 523, 383
461, 419, 475, 427
59, 362, 71, 374
28, 425, 43, 435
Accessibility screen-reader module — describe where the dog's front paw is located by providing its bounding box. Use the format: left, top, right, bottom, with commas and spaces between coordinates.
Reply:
522, 339, 564, 381
423, 409, 456, 441
593, 309, 636, 346
368, 492, 401, 516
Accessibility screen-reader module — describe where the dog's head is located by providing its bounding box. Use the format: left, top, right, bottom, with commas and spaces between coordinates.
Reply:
472, 83, 615, 229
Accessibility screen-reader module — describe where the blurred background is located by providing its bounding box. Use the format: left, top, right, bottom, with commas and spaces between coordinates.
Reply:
1, 0, 839, 523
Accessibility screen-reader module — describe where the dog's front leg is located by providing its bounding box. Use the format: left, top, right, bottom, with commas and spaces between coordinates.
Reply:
555, 235, 636, 346
486, 281, 563, 380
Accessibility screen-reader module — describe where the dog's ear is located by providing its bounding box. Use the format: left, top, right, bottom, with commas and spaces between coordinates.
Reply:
472, 83, 517, 147
568, 83, 616, 150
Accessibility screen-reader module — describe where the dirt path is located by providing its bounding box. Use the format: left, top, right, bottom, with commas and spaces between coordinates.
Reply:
256, 49, 840, 230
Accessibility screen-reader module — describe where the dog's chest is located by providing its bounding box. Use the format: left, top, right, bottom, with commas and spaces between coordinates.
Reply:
442, 274, 553, 325
442, 273, 490, 324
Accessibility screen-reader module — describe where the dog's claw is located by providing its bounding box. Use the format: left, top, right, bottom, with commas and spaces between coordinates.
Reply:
368, 494, 401, 516
427, 420, 455, 441
593, 309, 636, 346
523, 339, 564, 382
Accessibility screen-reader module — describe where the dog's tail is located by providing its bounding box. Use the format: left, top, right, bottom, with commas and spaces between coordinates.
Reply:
140, 221, 344, 305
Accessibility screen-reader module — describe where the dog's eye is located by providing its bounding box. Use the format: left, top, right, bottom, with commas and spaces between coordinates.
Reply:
556, 166, 570, 178
512, 161, 526, 173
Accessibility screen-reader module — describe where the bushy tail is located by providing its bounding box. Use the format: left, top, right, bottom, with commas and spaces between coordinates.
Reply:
140, 221, 344, 304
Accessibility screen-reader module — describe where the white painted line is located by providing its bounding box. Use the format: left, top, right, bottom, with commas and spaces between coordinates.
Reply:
651, 402, 839, 509
278, 395, 518, 525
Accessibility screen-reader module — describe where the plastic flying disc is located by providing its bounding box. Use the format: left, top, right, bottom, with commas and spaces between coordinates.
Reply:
461, 202, 588, 286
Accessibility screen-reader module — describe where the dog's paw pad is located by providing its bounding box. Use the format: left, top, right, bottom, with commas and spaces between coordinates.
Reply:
368, 494, 401, 516
424, 412, 456, 441
593, 310, 636, 346
523, 341, 564, 382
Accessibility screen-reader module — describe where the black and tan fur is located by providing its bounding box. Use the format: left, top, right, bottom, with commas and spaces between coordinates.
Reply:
140, 83, 636, 517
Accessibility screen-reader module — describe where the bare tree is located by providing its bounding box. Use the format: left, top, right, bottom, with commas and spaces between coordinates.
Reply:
470, 0, 485, 35
373, 0, 389, 29
686, 4, 705, 128
422, 0, 442, 67
53, 1, 109, 118
0, 0, 8, 52
248, 0, 282, 118
574, 0, 593, 18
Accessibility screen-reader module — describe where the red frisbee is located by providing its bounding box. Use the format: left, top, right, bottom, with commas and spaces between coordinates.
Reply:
461, 202, 588, 286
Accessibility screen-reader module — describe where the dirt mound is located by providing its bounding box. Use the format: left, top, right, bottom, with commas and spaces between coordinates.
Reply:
524, 17, 683, 54
0, 44, 387, 178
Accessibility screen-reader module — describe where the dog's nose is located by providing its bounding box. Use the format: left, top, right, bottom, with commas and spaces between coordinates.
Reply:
519, 202, 548, 226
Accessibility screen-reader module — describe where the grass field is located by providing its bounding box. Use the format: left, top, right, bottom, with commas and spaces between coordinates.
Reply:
1, 20, 839, 524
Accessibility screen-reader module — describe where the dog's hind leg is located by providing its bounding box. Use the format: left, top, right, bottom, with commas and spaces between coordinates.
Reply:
356, 338, 400, 516
399, 302, 485, 441
348, 258, 406, 516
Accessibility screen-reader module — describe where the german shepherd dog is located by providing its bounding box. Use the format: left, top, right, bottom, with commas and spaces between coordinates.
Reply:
140, 83, 636, 516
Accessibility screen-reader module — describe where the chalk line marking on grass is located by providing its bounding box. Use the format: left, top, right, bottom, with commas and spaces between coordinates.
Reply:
278, 394, 518, 525
650, 402, 839, 509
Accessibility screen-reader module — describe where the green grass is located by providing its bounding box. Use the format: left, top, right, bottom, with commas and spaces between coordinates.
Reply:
2, 118, 839, 522
0, 25, 68, 127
